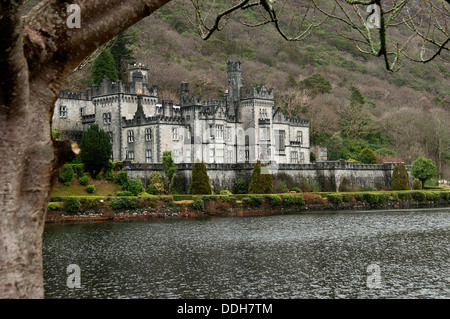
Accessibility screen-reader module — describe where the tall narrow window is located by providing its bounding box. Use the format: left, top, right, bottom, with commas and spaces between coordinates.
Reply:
216, 125, 224, 138
127, 151, 134, 161
291, 151, 298, 163
103, 113, 111, 124
59, 105, 67, 118
145, 150, 152, 163
300, 152, 305, 164
172, 128, 179, 141
296, 131, 303, 144
127, 130, 134, 143
145, 128, 152, 141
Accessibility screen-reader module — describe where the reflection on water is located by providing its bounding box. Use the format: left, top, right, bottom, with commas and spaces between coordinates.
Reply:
43, 208, 450, 298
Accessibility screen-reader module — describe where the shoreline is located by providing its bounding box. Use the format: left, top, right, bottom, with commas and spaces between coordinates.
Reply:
45, 194, 450, 224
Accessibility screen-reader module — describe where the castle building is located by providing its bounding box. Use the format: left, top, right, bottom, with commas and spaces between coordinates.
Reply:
52, 61, 310, 165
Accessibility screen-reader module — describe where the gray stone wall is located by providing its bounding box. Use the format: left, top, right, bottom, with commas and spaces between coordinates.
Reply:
124, 160, 412, 193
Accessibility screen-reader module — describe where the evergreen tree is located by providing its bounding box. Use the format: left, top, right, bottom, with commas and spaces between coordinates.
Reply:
411, 157, 437, 187
110, 30, 137, 83
391, 163, 410, 191
90, 49, 118, 86
357, 147, 378, 164
79, 124, 112, 177
350, 86, 365, 107
162, 151, 177, 194
299, 73, 331, 96
248, 160, 272, 194
189, 162, 212, 194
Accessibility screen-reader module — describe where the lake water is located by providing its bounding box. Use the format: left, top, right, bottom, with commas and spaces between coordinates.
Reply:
43, 208, 450, 299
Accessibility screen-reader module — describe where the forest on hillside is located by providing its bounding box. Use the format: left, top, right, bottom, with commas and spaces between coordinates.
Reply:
60, 0, 450, 180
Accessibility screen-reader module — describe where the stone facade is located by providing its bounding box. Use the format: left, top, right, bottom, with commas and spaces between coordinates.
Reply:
52, 61, 310, 165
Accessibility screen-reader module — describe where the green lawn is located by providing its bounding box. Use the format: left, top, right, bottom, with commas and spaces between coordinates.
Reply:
51, 177, 123, 197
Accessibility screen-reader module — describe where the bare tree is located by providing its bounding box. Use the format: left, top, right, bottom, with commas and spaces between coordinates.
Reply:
311, 0, 449, 71
0, 0, 448, 298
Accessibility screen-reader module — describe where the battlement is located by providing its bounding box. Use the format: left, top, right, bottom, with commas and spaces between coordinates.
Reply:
227, 60, 242, 73
240, 84, 274, 100
59, 89, 91, 100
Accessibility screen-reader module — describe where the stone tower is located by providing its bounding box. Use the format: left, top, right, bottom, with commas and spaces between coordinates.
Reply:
227, 60, 244, 117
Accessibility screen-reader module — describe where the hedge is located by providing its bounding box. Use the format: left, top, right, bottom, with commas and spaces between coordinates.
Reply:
327, 194, 343, 205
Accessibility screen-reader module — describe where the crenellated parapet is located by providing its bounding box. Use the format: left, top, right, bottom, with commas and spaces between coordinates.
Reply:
59, 89, 91, 100
240, 84, 274, 101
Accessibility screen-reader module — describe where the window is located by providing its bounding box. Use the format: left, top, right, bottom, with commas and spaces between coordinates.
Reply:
209, 147, 215, 161
173, 149, 182, 163
145, 150, 152, 163
216, 125, 224, 138
145, 128, 152, 141
275, 130, 285, 152
80, 107, 84, 117
245, 150, 250, 162
108, 132, 113, 143
59, 105, 67, 118
291, 151, 298, 164
103, 113, 111, 124
172, 128, 179, 141
300, 152, 305, 164
127, 151, 134, 161
127, 130, 134, 143
260, 127, 270, 141
209, 124, 215, 138
259, 108, 268, 119
296, 131, 303, 144
226, 127, 232, 141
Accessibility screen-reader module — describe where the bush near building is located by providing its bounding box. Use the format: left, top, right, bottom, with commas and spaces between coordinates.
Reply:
190, 162, 212, 195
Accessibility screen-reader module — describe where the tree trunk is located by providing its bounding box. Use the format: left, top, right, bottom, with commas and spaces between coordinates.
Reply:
0, 0, 171, 298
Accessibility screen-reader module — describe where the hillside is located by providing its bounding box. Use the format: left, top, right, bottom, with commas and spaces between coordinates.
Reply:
61, 0, 450, 178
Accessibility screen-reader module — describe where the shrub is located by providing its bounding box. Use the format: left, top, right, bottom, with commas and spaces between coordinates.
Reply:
342, 193, 352, 202
398, 191, 412, 200
268, 195, 282, 205
190, 162, 212, 195
357, 147, 377, 164
299, 179, 313, 192
233, 178, 248, 194
426, 192, 440, 201
147, 172, 165, 195
241, 197, 252, 205
124, 178, 145, 196
64, 181, 71, 187
86, 185, 95, 194
110, 197, 138, 210
227, 196, 237, 204
116, 191, 134, 197
202, 195, 219, 201
104, 170, 115, 181
412, 179, 422, 190
440, 192, 450, 200
48, 202, 61, 211
249, 195, 265, 207
63, 197, 81, 213
283, 194, 295, 206
69, 164, 85, 178
292, 187, 302, 193
191, 197, 205, 210
220, 189, 232, 195
113, 161, 123, 171
327, 194, 343, 205
116, 171, 128, 186
355, 193, 365, 201
59, 165, 74, 183
366, 193, 383, 205
295, 196, 306, 206
79, 123, 112, 177
95, 174, 101, 180
391, 163, 410, 190
248, 160, 272, 194
338, 177, 352, 192
411, 191, 426, 201
79, 175, 89, 186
